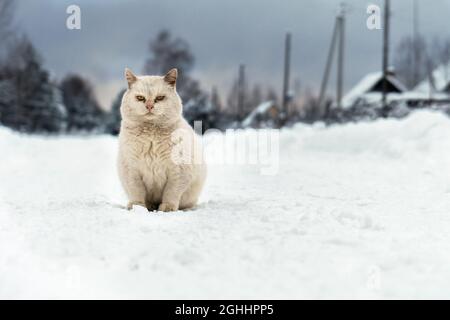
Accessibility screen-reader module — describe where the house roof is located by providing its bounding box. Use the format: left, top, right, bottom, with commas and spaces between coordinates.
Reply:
357, 91, 450, 104
242, 101, 274, 127
341, 71, 407, 109
414, 62, 450, 94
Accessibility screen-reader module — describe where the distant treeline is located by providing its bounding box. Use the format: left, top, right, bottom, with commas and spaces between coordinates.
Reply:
1, 0, 450, 135
0, 31, 235, 135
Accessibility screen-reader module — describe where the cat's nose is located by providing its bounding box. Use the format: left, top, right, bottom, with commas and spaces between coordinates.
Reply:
145, 102, 154, 111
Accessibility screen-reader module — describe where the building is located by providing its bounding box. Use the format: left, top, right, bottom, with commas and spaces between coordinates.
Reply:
414, 62, 450, 97
241, 101, 279, 128
341, 70, 407, 109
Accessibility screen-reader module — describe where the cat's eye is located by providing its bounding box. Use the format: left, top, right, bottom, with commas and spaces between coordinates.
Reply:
136, 95, 146, 102
154, 95, 165, 102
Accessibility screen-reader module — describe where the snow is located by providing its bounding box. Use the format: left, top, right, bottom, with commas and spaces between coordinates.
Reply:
415, 62, 450, 94
353, 91, 450, 106
242, 101, 274, 127
2, 110, 450, 299
392, 90, 449, 101
343, 68, 450, 109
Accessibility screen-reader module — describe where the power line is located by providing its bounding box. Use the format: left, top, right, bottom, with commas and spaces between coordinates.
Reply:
336, 2, 346, 109
237, 64, 246, 121
282, 32, 292, 122
318, 3, 346, 113
382, 0, 391, 115
413, 0, 420, 85
318, 19, 339, 111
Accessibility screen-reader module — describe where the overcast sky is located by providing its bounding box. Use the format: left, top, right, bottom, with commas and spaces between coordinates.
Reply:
14, 0, 450, 108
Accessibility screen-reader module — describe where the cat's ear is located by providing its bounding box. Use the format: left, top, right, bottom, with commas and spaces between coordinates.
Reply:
125, 68, 137, 88
164, 68, 178, 87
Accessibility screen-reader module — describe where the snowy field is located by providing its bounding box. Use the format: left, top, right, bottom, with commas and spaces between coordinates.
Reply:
2, 110, 450, 299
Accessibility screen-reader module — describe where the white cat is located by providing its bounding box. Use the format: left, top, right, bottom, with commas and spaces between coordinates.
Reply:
118, 68, 206, 212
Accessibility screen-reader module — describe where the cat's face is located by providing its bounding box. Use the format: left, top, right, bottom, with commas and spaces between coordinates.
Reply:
120, 68, 182, 125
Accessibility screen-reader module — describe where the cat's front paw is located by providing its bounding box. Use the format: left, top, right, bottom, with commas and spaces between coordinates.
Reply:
158, 203, 179, 212
127, 201, 146, 210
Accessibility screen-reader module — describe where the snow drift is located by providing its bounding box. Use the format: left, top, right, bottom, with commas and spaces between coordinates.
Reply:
1, 110, 450, 299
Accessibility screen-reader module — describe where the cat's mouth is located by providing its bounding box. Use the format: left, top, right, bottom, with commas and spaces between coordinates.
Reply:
144, 111, 158, 118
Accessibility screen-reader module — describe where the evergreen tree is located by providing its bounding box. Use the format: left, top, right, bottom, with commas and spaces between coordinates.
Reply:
60, 74, 104, 132
105, 89, 125, 135
0, 37, 66, 133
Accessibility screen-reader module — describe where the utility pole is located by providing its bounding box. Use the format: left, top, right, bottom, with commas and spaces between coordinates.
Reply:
282, 32, 292, 122
318, 3, 346, 115
382, 0, 390, 114
237, 64, 246, 121
211, 86, 221, 112
318, 19, 339, 112
413, 0, 420, 86
336, 4, 346, 110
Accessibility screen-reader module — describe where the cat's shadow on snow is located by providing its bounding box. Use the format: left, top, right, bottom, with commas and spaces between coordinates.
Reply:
110, 199, 237, 215
110, 202, 205, 214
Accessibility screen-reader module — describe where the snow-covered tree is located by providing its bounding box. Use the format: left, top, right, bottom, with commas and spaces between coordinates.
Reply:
60, 74, 104, 132
105, 89, 125, 135
0, 36, 66, 133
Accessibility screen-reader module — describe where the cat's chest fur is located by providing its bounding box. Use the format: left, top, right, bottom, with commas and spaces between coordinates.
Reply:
122, 128, 174, 194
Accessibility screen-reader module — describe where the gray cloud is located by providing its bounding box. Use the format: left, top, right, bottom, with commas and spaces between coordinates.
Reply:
15, 0, 450, 108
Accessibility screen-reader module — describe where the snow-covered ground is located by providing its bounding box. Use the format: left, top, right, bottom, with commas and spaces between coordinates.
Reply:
2, 110, 450, 299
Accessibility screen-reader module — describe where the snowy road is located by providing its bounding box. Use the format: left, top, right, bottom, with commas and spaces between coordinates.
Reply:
2, 110, 450, 299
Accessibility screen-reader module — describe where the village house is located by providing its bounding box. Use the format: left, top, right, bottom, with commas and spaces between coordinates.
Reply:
340, 70, 407, 109
410, 62, 450, 106
241, 101, 280, 128
342, 67, 450, 110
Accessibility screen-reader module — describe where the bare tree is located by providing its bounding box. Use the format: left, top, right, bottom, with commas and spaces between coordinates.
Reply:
0, 0, 16, 60
249, 84, 263, 110
210, 86, 222, 112
226, 80, 264, 118
144, 30, 194, 90
0, 0, 14, 35
265, 87, 279, 104
287, 77, 303, 116
394, 35, 429, 89
226, 79, 239, 116
300, 86, 322, 122
143, 30, 208, 126
429, 37, 450, 85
